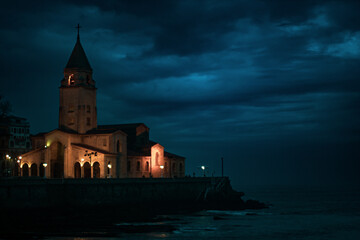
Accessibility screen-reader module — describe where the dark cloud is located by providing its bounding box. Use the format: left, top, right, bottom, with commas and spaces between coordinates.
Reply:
0, 0, 359, 186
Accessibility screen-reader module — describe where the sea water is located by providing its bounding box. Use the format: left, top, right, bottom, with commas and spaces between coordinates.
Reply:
47, 185, 360, 239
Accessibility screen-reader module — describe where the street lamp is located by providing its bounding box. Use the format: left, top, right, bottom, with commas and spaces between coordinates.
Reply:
107, 163, 112, 178
17, 156, 22, 177
43, 163, 47, 178
160, 165, 164, 178
5, 154, 11, 177
201, 165, 206, 177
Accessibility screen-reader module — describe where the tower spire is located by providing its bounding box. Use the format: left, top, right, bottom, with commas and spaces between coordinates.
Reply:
76, 23, 81, 41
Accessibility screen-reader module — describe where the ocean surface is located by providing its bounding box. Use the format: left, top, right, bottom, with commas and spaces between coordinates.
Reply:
46, 185, 360, 239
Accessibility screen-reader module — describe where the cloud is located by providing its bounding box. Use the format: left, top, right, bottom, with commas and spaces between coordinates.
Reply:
1, 0, 359, 185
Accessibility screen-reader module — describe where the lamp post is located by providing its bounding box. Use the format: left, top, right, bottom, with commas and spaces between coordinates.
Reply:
107, 163, 112, 178
160, 165, 164, 178
5, 154, 11, 177
201, 165, 206, 177
17, 156, 22, 177
43, 163, 47, 178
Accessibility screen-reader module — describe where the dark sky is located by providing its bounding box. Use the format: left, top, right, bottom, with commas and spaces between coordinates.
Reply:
1, 0, 359, 186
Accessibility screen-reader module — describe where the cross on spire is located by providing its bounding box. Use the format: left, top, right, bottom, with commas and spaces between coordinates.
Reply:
76, 23, 81, 40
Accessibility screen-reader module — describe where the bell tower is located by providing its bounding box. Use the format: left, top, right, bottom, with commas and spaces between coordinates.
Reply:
59, 25, 97, 134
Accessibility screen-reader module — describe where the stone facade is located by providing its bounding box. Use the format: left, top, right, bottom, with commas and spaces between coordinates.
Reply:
20, 32, 185, 179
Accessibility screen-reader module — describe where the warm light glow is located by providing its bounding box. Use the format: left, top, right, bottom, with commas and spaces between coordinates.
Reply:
160, 165, 164, 169
107, 164, 112, 169
6, 154, 9, 158
68, 74, 74, 85
19, 156, 22, 160
201, 166, 205, 170
81, 158, 84, 162
17, 160, 20, 164
43, 163, 48, 168
45, 145, 47, 148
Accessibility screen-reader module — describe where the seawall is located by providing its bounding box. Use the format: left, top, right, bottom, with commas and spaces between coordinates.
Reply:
0, 177, 234, 210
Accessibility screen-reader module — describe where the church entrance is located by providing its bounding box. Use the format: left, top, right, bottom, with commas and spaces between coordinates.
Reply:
93, 162, 100, 178
39, 163, 45, 177
83, 162, 91, 178
74, 162, 81, 178
50, 141, 64, 178
31, 163, 37, 176
22, 164, 29, 176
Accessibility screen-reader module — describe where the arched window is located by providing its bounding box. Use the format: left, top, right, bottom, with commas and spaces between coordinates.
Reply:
93, 162, 100, 178
145, 161, 149, 171
83, 162, 91, 178
136, 161, 140, 171
74, 162, 81, 178
31, 163, 37, 176
22, 164, 29, 177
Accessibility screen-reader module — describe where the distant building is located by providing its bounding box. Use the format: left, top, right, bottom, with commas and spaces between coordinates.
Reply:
0, 115, 31, 176
20, 30, 185, 178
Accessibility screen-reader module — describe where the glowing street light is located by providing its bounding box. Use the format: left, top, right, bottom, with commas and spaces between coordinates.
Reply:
43, 163, 47, 178
107, 163, 112, 178
160, 165, 164, 178
201, 165, 206, 177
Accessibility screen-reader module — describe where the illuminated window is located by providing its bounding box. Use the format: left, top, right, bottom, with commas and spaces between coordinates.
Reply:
68, 74, 75, 85
145, 161, 149, 171
86, 117, 91, 126
136, 161, 140, 171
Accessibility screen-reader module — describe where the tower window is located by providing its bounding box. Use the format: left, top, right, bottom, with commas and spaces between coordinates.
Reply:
69, 117, 75, 125
86, 75, 90, 84
68, 74, 74, 85
86, 117, 91, 126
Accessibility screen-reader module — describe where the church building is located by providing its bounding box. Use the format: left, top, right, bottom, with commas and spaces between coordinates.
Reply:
20, 30, 185, 179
